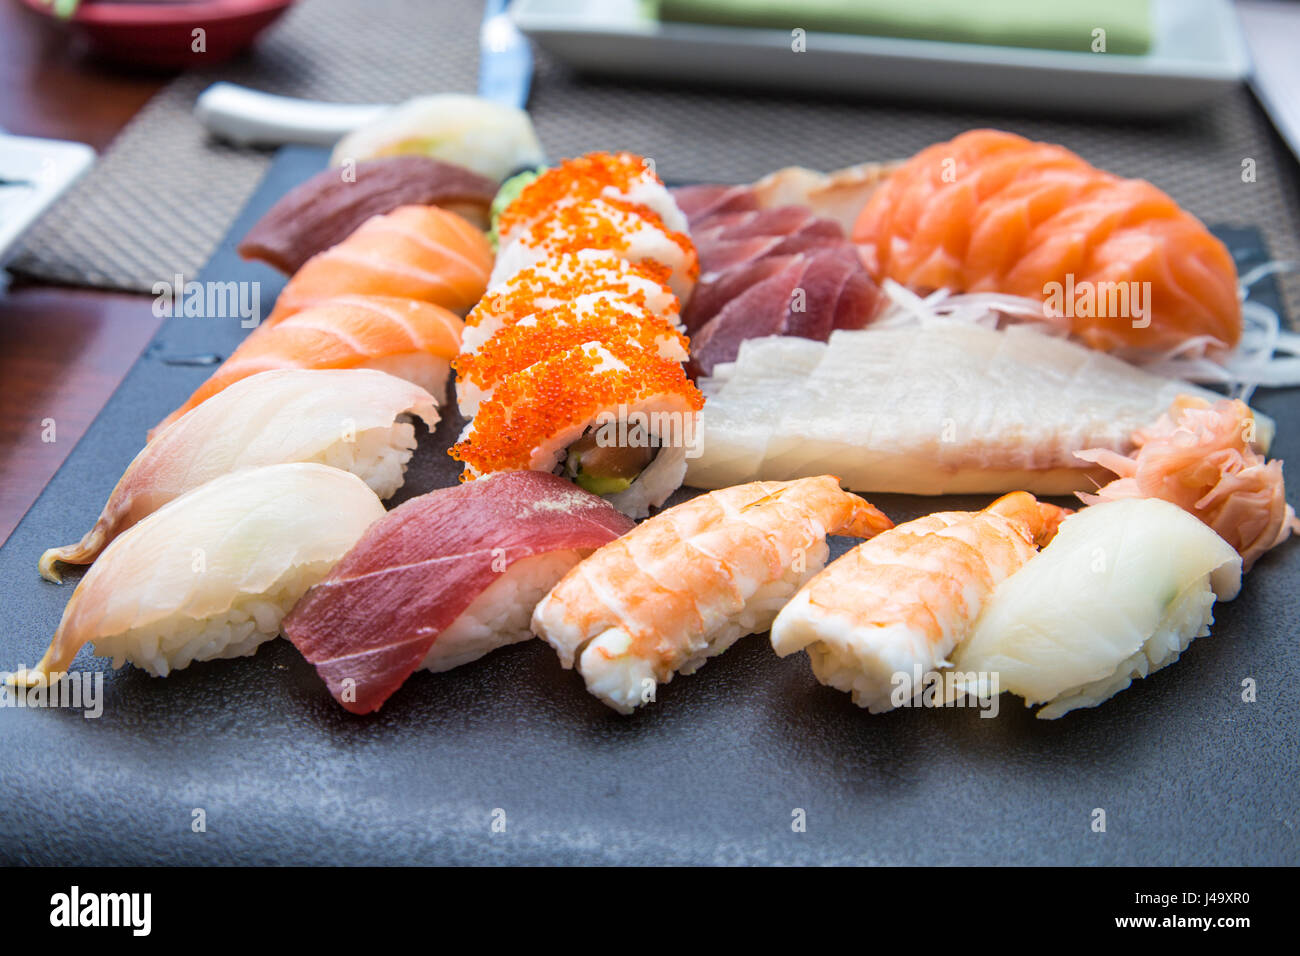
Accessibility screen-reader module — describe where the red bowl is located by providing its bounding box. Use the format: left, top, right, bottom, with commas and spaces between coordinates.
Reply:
18, 0, 296, 69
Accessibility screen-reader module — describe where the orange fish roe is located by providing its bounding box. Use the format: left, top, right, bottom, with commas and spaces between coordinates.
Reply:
466, 254, 678, 331
497, 151, 663, 239
451, 341, 704, 476
516, 196, 698, 282
455, 298, 690, 392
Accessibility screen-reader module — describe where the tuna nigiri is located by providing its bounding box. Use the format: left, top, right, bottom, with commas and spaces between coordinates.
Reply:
283, 471, 635, 714
853, 129, 1242, 354
152, 295, 461, 436
1076, 395, 1299, 570
265, 204, 493, 325
771, 492, 1069, 712
41, 369, 437, 583
531, 476, 893, 713
14, 464, 386, 685
951, 498, 1242, 719
238, 157, 498, 274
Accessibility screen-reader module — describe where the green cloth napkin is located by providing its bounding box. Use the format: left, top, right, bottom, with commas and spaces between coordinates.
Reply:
656, 0, 1152, 55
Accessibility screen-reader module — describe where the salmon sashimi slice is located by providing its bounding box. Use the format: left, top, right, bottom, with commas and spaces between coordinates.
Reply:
853, 129, 1242, 354
531, 475, 893, 713
770, 492, 1070, 712
152, 295, 462, 437
265, 204, 493, 325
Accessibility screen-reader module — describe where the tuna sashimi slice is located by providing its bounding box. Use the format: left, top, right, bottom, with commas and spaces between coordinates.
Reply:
282, 471, 634, 714
687, 246, 882, 377
671, 184, 760, 225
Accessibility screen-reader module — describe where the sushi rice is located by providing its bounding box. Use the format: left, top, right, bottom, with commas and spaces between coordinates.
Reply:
419, 549, 588, 673
100, 559, 338, 677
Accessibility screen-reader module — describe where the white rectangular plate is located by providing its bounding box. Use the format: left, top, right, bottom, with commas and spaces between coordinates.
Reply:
512, 0, 1249, 116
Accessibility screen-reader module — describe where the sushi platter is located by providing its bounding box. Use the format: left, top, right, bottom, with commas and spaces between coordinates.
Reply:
1, 124, 1298, 865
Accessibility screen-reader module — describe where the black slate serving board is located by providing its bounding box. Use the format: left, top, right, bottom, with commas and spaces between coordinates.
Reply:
1, 147, 1297, 865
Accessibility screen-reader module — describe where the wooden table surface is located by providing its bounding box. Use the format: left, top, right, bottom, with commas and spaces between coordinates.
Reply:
0, 3, 173, 546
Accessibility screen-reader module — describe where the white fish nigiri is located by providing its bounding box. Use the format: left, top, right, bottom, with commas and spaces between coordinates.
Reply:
39, 368, 436, 583
951, 498, 1242, 719
15, 463, 385, 683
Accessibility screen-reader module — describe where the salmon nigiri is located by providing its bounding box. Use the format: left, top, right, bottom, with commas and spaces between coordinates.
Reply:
152, 295, 461, 437
265, 204, 493, 325
531, 476, 893, 713
853, 129, 1242, 354
770, 492, 1070, 712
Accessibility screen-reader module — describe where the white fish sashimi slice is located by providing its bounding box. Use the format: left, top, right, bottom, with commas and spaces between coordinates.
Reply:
951, 498, 1242, 718
687, 324, 1272, 495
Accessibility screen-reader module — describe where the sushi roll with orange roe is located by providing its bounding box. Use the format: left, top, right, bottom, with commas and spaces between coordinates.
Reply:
462, 250, 680, 355
451, 340, 704, 518
496, 150, 689, 244
454, 297, 690, 418
492, 194, 699, 302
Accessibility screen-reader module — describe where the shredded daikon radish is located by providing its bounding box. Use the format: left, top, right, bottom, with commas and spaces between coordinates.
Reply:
872, 265, 1300, 399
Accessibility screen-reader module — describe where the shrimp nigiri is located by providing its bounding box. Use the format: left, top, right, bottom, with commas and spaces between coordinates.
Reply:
265, 204, 493, 325
531, 476, 893, 713
1076, 395, 1298, 571
152, 295, 461, 437
770, 492, 1069, 712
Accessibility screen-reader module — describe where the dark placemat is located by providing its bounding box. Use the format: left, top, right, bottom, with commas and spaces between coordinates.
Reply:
0, 146, 1296, 866
9, 0, 1300, 326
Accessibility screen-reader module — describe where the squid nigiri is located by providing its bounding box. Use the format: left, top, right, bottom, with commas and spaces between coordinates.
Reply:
283, 471, 635, 714
531, 476, 894, 713
853, 129, 1242, 354
40, 369, 437, 583
770, 492, 1069, 712
265, 204, 493, 325
152, 295, 461, 437
1076, 395, 1299, 571
13, 463, 385, 685
951, 498, 1242, 719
